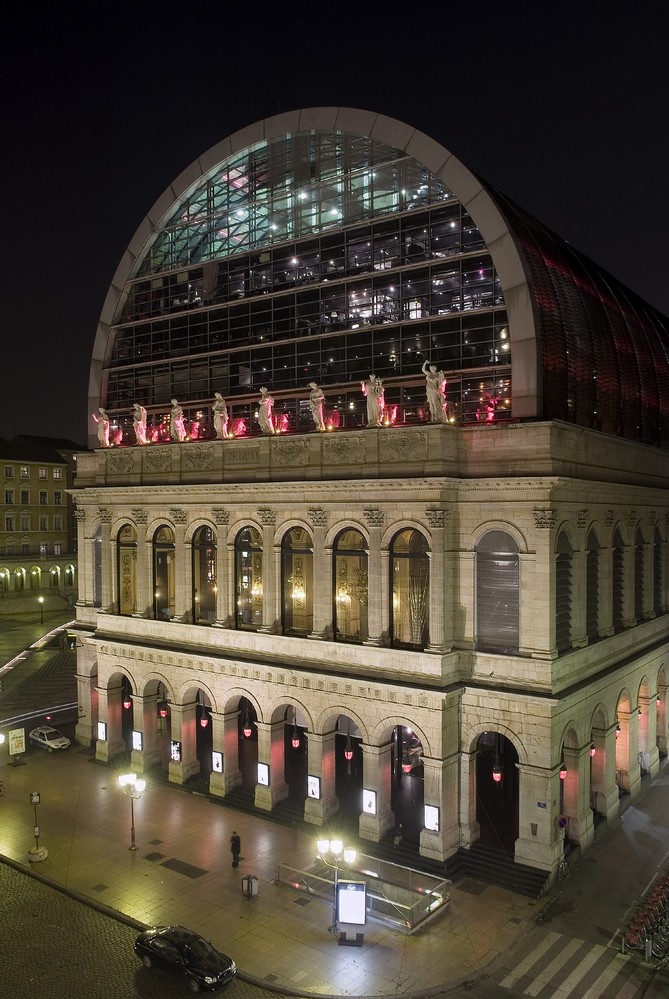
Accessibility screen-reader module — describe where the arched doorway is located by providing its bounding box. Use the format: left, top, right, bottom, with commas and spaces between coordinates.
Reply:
390, 725, 424, 846
195, 691, 213, 775
475, 731, 519, 852
238, 696, 258, 791
282, 705, 308, 806
335, 715, 363, 825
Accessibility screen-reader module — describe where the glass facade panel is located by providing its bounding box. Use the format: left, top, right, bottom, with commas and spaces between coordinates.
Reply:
476, 530, 519, 654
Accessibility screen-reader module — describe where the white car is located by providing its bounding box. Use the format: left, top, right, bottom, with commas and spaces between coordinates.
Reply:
28, 726, 71, 752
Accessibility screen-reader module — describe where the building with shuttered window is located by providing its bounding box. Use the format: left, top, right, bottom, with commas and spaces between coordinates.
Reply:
72, 108, 669, 883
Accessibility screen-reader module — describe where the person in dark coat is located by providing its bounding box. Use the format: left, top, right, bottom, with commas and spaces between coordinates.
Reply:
230, 831, 241, 866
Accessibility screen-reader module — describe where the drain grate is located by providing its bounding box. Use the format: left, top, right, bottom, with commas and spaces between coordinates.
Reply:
161, 858, 208, 879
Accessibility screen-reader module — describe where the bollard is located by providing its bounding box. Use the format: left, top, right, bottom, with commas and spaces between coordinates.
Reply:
645, 936, 652, 962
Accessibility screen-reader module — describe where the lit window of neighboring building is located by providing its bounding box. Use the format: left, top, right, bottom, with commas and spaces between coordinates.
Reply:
4, 488, 14, 504
4, 466, 14, 478
39, 515, 48, 530
39, 542, 48, 556
54, 491, 62, 505
39, 467, 47, 479
20, 466, 29, 478
39, 490, 48, 505
54, 541, 62, 555
54, 515, 63, 530
53, 468, 62, 480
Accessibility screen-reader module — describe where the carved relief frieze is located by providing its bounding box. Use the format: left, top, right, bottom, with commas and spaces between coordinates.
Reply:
108, 451, 134, 475
98, 508, 112, 524
605, 510, 615, 527
626, 510, 638, 527
363, 508, 386, 528
426, 509, 450, 528
271, 438, 310, 465
144, 448, 172, 473
212, 508, 229, 526
74, 508, 86, 523
532, 509, 556, 529
131, 509, 148, 524
225, 446, 258, 464
169, 508, 187, 525
183, 445, 213, 470
380, 429, 428, 462
257, 507, 276, 526
577, 509, 588, 529
307, 507, 328, 527
323, 434, 366, 465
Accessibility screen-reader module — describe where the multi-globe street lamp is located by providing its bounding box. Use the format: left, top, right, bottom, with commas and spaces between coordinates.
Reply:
118, 773, 145, 851
316, 837, 356, 936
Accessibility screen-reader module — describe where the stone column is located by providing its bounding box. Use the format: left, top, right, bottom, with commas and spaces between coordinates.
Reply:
591, 723, 620, 823
99, 509, 113, 612
514, 763, 560, 871
358, 742, 394, 842
518, 551, 543, 655
168, 700, 201, 784
212, 509, 230, 626
209, 708, 242, 797
622, 538, 635, 629
459, 748, 480, 846
304, 729, 339, 825
94, 681, 126, 763
561, 744, 594, 851
130, 693, 162, 772
570, 549, 588, 647
308, 508, 330, 639
657, 683, 668, 756
419, 753, 459, 862
426, 509, 452, 652
254, 720, 289, 810
258, 508, 278, 633
75, 509, 90, 607
458, 551, 476, 650
363, 508, 385, 646
616, 706, 641, 798
170, 510, 189, 621
132, 512, 151, 617
598, 546, 614, 636
74, 645, 97, 747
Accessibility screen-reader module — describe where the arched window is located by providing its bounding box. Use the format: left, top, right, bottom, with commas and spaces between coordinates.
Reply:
281, 527, 313, 636
30, 566, 41, 590
192, 525, 216, 624
235, 526, 263, 629
390, 529, 430, 649
476, 530, 519, 654
117, 523, 136, 615
555, 531, 573, 653
14, 568, 25, 592
654, 525, 664, 617
586, 528, 600, 643
153, 525, 175, 620
0, 568, 9, 594
612, 528, 625, 633
65, 564, 75, 588
634, 526, 645, 622
92, 526, 102, 607
333, 528, 368, 643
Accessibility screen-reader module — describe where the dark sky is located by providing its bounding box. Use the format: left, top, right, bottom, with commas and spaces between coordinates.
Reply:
2, 1, 667, 445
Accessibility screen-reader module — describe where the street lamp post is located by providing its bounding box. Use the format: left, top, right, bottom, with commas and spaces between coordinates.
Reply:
118, 773, 145, 851
316, 837, 356, 936
38, 595, 44, 625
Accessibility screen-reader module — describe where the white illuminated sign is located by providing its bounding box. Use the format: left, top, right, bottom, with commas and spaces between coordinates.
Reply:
424, 804, 440, 832
170, 740, 182, 762
362, 789, 376, 815
212, 751, 223, 773
257, 762, 269, 786
132, 730, 143, 752
337, 880, 366, 925
307, 775, 320, 799
8, 728, 25, 755
97, 721, 107, 741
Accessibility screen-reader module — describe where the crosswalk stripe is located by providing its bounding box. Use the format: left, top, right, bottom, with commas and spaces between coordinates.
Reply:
498, 931, 561, 988
524, 937, 583, 997
579, 953, 633, 998
558, 945, 607, 995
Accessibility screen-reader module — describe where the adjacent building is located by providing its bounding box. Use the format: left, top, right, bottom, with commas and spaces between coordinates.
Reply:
72, 108, 669, 880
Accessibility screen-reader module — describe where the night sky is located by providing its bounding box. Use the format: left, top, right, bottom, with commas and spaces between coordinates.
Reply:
3, 1, 667, 445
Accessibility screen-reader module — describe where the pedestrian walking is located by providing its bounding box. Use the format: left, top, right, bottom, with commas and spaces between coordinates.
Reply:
230, 831, 241, 867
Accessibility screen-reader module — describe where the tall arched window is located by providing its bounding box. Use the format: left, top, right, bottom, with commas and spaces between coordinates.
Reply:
192, 525, 216, 624
390, 529, 430, 649
586, 528, 600, 643
117, 523, 136, 615
333, 528, 368, 643
282, 527, 313, 636
235, 526, 263, 629
153, 525, 175, 620
476, 530, 519, 654
555, 531, 573, 653
93, 526, 102, 607
654, 525, 664, 617
634, 526, 645, 622
612, 528, 625, 633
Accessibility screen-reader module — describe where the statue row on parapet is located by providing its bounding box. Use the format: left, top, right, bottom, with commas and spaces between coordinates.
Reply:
93, 361, 450, 447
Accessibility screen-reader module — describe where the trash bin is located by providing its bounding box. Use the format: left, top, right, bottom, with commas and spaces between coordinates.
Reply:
242, 874, 259, 899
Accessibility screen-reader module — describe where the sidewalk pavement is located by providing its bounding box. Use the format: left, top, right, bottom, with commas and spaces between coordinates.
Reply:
1, 619, 669, 997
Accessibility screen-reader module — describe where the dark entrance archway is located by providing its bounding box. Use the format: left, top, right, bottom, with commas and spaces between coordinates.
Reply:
334, 716, 363, 827
390, 725, 424, 845
238, 697, 258, 790
475, 731, 519, 853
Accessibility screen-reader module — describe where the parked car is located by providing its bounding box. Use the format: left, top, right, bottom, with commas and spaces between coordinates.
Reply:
134, 925, 236, 993
28, 726, 71, 752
